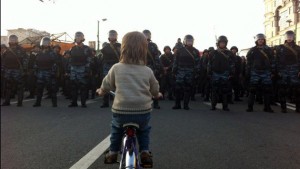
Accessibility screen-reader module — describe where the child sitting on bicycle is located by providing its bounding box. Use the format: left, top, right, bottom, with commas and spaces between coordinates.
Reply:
97, 31, 161, 166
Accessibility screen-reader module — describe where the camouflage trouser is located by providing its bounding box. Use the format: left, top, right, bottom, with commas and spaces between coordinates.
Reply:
250, 70, 272, 86
3, 69, 24, 105
277, 65, 300, 86
174, 69, 194, 106
211, 72, 230, 108
277, 65, 300, 110
70, 66, 88, 84
70, 66, 88, 105
248, 70, 273, 109
35, 70, 57, 105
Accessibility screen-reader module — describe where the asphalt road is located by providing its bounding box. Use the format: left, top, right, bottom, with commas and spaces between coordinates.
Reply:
1, 94, 300, 169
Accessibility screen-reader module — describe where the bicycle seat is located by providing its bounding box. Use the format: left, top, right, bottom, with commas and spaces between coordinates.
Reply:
123, 123, 139, 129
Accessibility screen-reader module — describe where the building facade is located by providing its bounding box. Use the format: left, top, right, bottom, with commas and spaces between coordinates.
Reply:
264, 0, 300, 46
7, 28, 50, 42
1, 36, 8, 45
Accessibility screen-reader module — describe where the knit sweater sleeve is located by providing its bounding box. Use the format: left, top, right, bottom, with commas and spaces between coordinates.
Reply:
101, 65, 116, 92
149, 68, 159, 97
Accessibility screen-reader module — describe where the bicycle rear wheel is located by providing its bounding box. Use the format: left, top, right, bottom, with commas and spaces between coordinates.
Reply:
125, 150, 137, 169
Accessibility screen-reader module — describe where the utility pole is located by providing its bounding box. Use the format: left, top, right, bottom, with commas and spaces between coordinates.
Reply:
97, 18, 107, 52
97, 20, 100, 51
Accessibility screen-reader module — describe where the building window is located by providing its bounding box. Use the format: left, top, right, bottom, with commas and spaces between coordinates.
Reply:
276, 0, 282, 7
279, 10, 289, 30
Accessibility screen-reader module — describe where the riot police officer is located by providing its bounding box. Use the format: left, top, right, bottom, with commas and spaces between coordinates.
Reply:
276, 31, 300, 113
199, 49, 209, 100
246, 34, 275, 113
172, 34, 200, 110
33, 37, 58, 107
143, 29, 162, 109
100, 30, 121, 108
1, 35, 27, 107
208, 36, 235, 111
26, 44, 40, 99
159, 45, 175, 100
230, 46, 243, 101
89, 49, 100, 99
68, 32, 92, 108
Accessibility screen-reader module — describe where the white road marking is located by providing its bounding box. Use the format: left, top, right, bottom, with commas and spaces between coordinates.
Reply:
69, 135, 111, 169
7, 95, 101, 105
204, 101, 297, 111
286, 103, 296, 107
275, 102, 296, 111
203, 102, 223, 110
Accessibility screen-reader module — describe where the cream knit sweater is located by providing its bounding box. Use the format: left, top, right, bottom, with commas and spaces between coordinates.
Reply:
101, 63, 160, 114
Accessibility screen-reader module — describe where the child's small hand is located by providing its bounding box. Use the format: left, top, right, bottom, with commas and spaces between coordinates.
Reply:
96, 88, 105, 96
154, 92, 163, 99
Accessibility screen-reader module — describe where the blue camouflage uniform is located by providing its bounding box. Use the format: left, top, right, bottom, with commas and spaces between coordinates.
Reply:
172, 46, 200, 109
246, 45, 275, 111
33, 49, 58, 107
276, 42, 300, 112
208, 49, 235, 110
1, 45, 27, 106
68, 44, 92, 107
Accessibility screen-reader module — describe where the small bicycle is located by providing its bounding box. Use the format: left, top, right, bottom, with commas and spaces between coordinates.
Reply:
119, 122, 141, 169
108, 91, 152, 169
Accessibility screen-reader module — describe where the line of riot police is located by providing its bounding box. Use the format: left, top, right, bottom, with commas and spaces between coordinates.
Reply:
1, 30, 299, 113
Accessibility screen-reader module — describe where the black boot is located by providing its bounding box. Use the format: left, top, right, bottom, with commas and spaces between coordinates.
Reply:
211, 91, 217, 110
68, 102, 78, 107
264, 93, 274, 113
172, 98, 181, 109
2, 88, 11, 106
222, 94, 229, 111
280, 102, 287, 113
17, 88, 24, 107
183, 105, 190, 110
183, 92, 190, 110
246, 106, 253, 112
52, 96, 57, 107
247, 92, 255, 112
33, 95, 42, 107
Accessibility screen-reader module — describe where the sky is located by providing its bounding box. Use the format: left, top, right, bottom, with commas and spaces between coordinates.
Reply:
1, 0, 265, 52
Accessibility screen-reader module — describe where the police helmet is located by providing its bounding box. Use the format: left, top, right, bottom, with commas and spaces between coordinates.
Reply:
183, 34, 194, 45
143, 29, 151, 40
230, 46, 238, 52
8, 35, 18, 44
74, 31, 85, 43
108, 30, 118, 40
163, 46, 171, 52
255, 33, 266, 41
217, 35, 228, 44
285, 30, 295, 40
